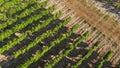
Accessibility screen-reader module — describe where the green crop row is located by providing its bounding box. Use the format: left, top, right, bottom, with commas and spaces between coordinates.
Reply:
17, 17, 71, 68
98, 51, 113, 68
13, 11, 62, 58
0, 0, 48, 30
0, 11, 62, 54
0, 0, 25, 12
34, 24, 77, 68
72, 41, 101, 68
45, 31, 90, 68
0, 0, 37, 20
8, 0, 37, 16
0, 6, 55, 41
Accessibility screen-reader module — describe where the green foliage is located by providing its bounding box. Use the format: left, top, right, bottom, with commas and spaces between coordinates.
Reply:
0, 0, 25, 12
9, 0, 37, 16
0, 13, 7, 20
0, 5, 61, 55
45, 30, 89, 68
97, 51, 113, 68
116, 3, 120, 8
13, 11, 62, 58
0, 0, 48, 30
103, 51, 113, 60
0, 5, 55, 41
72, 41, 100, 68
0, 0, 115, 68
17, 17, 71, 68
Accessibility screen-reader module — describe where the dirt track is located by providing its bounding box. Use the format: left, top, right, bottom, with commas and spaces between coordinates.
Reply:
63, 0, 120, 45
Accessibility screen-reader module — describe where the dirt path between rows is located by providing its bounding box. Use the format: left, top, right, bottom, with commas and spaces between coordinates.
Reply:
63, 0, 120, 45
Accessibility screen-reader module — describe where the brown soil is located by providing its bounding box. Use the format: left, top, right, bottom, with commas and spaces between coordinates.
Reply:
63, 0, 120, 45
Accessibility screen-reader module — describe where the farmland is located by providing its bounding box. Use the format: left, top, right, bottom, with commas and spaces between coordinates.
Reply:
0, 0, 120, 68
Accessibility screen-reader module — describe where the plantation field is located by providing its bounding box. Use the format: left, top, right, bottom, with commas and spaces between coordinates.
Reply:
0, 0, 120, 68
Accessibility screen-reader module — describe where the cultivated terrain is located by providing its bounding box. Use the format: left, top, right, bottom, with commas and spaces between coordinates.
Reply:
0, 0, 120, 68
